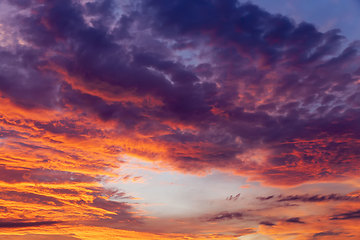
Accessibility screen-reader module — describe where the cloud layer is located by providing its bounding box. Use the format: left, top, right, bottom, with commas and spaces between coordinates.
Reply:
0, 0, 359, 239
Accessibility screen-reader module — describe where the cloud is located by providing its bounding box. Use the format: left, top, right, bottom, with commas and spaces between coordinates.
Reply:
277, 193, 360, 202
0, 191, 64, 206
259, 221, 275, 226
0, 0, 360, 238
257, 196, 274, 201
0, 0, 358, 188
207, 211, 243, 222
142, 0, 360, 184
0, 235, 81, 240
285, 217, 305, 224
313, 231, 341, 239
226, 193, 240, 201
330, 209, 360, 220
0, 221, 61, 228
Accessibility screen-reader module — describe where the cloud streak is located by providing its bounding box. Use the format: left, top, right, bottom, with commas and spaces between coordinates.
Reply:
330, 209, 360, 220
0, 221, 61, 228
257, 193, 360, 202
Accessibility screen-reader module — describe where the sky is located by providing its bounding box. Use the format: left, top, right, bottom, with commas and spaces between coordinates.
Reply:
0, 0, 359, 239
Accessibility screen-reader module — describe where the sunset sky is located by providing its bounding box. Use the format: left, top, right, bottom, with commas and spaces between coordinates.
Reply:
0, 0, 360, 239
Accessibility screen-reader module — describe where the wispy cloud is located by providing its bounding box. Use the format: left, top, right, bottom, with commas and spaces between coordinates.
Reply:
330, 209, 360, 220
207, 211, 243, 222
0, 220, 61, 228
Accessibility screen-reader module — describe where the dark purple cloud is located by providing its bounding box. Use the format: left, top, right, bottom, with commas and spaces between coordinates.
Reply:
278, 194, 360, 202
285, 217, 305, 224
259, 221, 275, 226
313, 231, 342, 239
207, 211, 243, 222
0, 165, 95, 184
0, 48, 60, 109
5, 0, 31, 8
0, 191, 64, 206
257, 196, 274, 201
0, 0, 359, 186
0, 235, 82, 240
330, 209, 360, 220
0, 220, 61, 228
140, 0, 360, 184
257, 193, 360, 202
